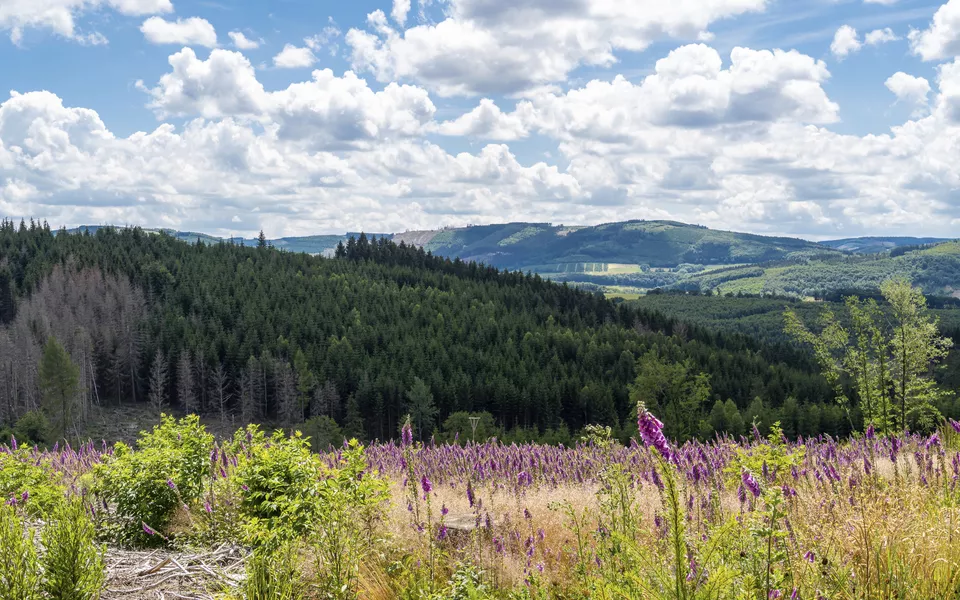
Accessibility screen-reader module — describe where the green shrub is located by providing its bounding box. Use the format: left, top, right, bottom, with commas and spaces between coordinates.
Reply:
41, 497, 106, 600
0, 448, 64, 518
0, 504, 41, 600
13, 411, 50, 446
311, 439, 389, 598
240, 542, 304, 600
233, 426, 323, 548
94, 414, 213, 545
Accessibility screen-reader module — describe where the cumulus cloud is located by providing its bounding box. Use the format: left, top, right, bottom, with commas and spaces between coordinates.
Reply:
6, 37, 960, 238
391, 0, 411, 26
141, 17, 218, 48
346, 0, 770, 96
909, 0, 960, 60
831, 25, 862, 59
885, 72, 930, 106
228, 31, 260, 50
139, 48, 436, 148
1, 0, 172, 44
273, 44, 317, 68
865, 28, 899, 45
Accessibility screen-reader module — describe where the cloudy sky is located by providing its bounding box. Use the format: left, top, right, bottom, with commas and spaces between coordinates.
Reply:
1, 0, 960, 239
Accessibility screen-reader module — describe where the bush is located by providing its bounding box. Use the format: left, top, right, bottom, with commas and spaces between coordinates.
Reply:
240, 541, 304, 600
298, 416, 343, 452
0, 504, 41, 600
41, 497, 106, 600
233, 426, 324, 548
311, 439, 389, 597
94, 414, 214, 545
0, 447, 65, 518
13, 411, 50, 446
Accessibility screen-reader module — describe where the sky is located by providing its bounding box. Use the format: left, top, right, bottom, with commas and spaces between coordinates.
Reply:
1, 0, 960, 240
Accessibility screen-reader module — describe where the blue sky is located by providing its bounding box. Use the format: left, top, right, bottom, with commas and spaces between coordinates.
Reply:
1, 0, 959, 239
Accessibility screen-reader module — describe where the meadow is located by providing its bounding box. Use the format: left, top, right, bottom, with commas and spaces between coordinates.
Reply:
4, 413, 960, 599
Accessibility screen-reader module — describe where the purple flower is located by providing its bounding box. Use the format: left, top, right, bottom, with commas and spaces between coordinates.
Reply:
20, 491, 28, 502
466, 480, 476, 508
402, 419, 414, 448
865, 424, 875, 440
741, 471, 762, 498
438, 525, 448, 541
950, 419, 960, 434
421, 475, 432, 494
804, 550, 815, 563
441, 505, 449, 516
142, 522, 156, 536
637, 402, 673, 462
166, 479, 176, 490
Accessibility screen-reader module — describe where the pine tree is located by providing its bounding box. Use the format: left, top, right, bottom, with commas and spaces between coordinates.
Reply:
257, 230, 267, 249
148, 349, 169, 416
39, 336, 80, 441
406, 377, 437, 440
343, 394, 365, 441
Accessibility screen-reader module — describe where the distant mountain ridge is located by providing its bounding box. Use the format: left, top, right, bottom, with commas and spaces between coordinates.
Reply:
820, 236, 953, 254
64, 222, 956, 274
67, 220, 832, 269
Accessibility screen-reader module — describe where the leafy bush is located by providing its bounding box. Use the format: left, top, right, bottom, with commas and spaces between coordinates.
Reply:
0, 447, 64, 517
311, 439, 389, 597
13, 411, 50, 446
233, 426, 324, 547
240, 541, 304, 600
94, 414, 213, 544
41, 497, 106, 600
0, 504, 41, 600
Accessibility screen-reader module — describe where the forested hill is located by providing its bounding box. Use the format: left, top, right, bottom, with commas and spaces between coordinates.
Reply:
392, 220, 833, 270
1, 220, 840, 443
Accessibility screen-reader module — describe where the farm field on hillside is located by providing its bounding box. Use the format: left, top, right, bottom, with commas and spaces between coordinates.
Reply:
4, 415, 960, 599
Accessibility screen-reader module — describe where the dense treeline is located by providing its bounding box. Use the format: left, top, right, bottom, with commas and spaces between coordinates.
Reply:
1, 219, 842, 442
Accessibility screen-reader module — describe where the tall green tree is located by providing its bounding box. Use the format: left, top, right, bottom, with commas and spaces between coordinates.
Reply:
628, 348, 711, 440
406, 377, 438, 441
38, 336, 80, 440
883, 277, 953, 431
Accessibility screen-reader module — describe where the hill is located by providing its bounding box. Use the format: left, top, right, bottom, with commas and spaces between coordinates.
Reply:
820, 236, 953, 254
392, 220, 833, 270
0, 220, 838, 442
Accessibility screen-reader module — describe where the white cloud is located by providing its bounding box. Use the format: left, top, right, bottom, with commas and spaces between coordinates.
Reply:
7, 39, 960, 238
831, 25, 862, 59
305, 20, 342, 57
391, 0, 411, 26
139, 48, 436, 147
909, 0, 960, 61
885, 72, 930, 106
141, 17, 218, 48
229, 31, 260, 50
273, 44, 317, 68
436, 98, 531, 140
864, 28, 899, 45
1, 0, 172, 44
347, 0, 770, 96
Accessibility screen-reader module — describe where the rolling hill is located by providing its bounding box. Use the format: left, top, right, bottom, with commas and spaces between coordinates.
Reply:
391, 220, 834, 270
820, 236, 953, 254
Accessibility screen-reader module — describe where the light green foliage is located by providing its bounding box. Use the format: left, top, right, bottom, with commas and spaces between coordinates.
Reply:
0, 504, 41, 600
883, 277, 954, 431
39, 335, 80, 441
240, 541, 304, 600
0, 448, 64, 518
785, 277, 953, 433
94, 414, 213, 544
232, 426, 324, 548
41, 498, 106, 600
629, 349, 711, 440
433, 565, 494, 600
311, 439, 390, 598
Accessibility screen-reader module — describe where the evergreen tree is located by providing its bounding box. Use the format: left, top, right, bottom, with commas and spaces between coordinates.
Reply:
39, 336, 80, 440
406, 377, 437, 440
342, 394, 365, 441
257, 230, 267, 249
